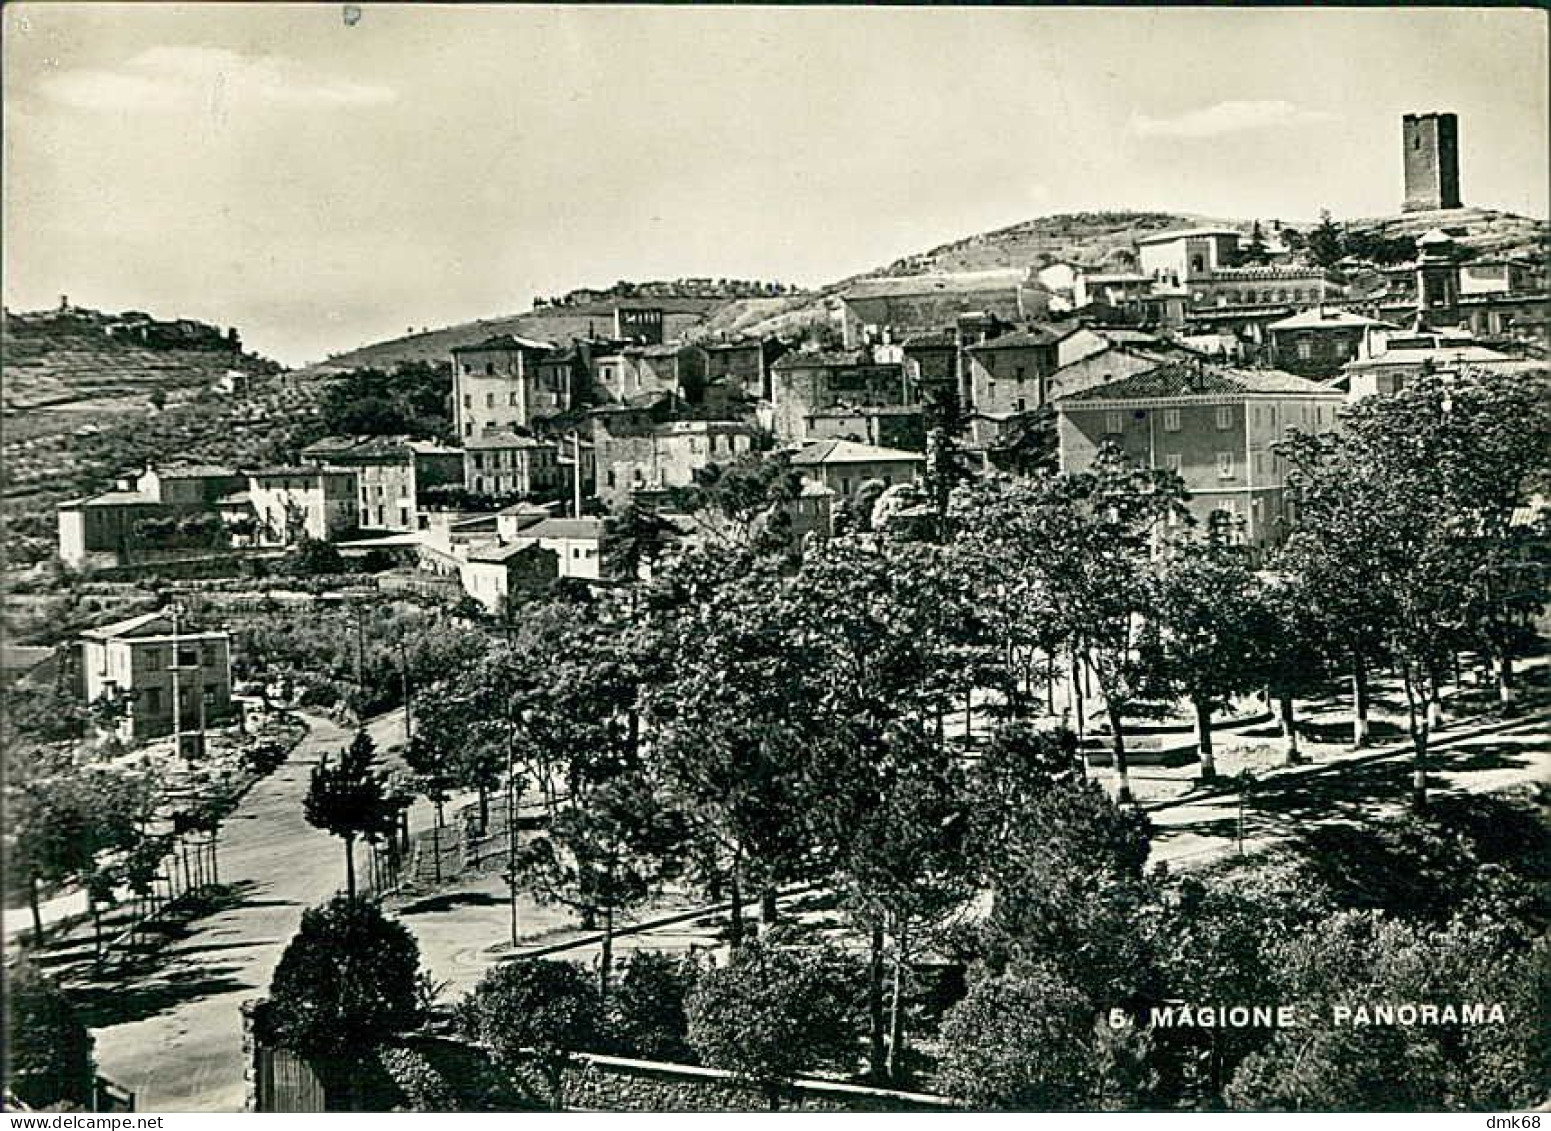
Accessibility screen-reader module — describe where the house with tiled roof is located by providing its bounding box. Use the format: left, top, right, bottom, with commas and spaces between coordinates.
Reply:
789, 439, 926, 500
451, 333, 567, 441
1055, 360, 1345, 554
838, 269, 1044, 349
300, 435, 463, 532
1265, 307, 1398, 378
78, 609, 233, 744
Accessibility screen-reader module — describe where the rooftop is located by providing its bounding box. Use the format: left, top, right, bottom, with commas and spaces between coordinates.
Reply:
451, 333, 556, 354
1267, 307, 1395, 331
843, 269, 1028, 302
790, 439, 927, 466
1060, 361, 1338, 402
1135, 227, 1243, 246
464, 430, 548, 450
523, 517, 606, 540
65, 489, 160, 509
152, 464, 239, 479
967, 325, 1072, 352
467, 540, 551, 564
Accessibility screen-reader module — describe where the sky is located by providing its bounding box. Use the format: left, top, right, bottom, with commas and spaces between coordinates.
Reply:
4, 4, 1547, 365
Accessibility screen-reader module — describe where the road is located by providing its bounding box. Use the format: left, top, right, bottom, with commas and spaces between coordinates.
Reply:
88, 710, 402, 1112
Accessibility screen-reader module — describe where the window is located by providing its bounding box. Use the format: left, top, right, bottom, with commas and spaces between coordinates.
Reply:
1104, 411, 1124, 435
472, 454, 484, 470
1297, 337, 1313, 360
1015, 366, 1026, 383
1015, 398, 1026, 412
464, 423, 473, 437
146, 687, 162, 713
1255, 452, 1267, 476
1215, 406, 1233, 430
485, 363, 495, 376
509, 392, 519, 406
463, 394, 472, 408
461, 364, 471, 376
1163, 408, 1181, 432
474, 476, 484, 492
485, 392, 495, 409
1165, 453, 1183, 473
1217, 452, 1235, 480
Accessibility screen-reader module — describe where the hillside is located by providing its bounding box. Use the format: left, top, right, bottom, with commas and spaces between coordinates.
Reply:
1345, 206, 1548, 260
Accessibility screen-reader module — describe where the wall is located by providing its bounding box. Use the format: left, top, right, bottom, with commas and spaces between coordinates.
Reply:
1402, 113, 1461, 212
556, 1053, 962, 1113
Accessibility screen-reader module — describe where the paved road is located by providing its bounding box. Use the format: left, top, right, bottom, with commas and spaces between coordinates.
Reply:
89, 711, 386, 1112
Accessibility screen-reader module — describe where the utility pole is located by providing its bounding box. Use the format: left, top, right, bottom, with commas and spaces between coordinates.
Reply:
169, 603, 183, 755
571, 431, 583, 519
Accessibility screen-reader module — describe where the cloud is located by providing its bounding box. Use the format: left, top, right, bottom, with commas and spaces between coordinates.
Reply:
1128, 100, 1335, 140
39, 45, 396, 113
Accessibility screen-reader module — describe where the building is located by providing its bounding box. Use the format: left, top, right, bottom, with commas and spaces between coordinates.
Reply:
1340, 326, 1534, 400
1402, 112, 1462, 212
451, 334, 564, 440
511, 517, 607, 580
591, 409, 756, 506
459, 542, 558, 613
136, 465, 245, 507
1266, 308, 1395, 378
618, 343, 711, 403
56, 488, 167, 568
300, 436, 463, 531
803, 405, 925, 452
463, 431, 564, 498
1055, 361, 1346, 554
246, 467, 359, 546
789, 438, 926, 500
769, 350, 913, 444
837, 269, 1043, 349
79, 611, 233, 743
704, 338, 787, 401
1137, 228, 1336, 316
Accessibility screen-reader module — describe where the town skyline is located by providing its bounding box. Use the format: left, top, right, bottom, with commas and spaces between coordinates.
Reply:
4, 4, 1548, 365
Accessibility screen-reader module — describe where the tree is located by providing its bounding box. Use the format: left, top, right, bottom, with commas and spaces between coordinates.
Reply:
1152, 537, 1272, 779
1242, 220, 1269, 265
1257, 569, 1337, 764
935, 968, 1151, 1110
1307, 209, 1343, 269
304, 731, 399, 898
5, 959, 95, 1110
267, 896, 424, 1107
685, 936, 860, 1103
458, 960, 602, 1109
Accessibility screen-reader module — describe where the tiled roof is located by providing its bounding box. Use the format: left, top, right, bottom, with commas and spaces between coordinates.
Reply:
1267, 307, 1393, 331
1060, 362, 1336, 402
523, 518, 605, 540
967, 326, 1069, 352
154, 464, 238, 479
246, 465, 341, 478
467, 540, 550, 564
790, 439, 927, 466
465, 431, 548, 450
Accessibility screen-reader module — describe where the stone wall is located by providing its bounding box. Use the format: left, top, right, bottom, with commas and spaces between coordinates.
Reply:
557, 1052, 963, 1113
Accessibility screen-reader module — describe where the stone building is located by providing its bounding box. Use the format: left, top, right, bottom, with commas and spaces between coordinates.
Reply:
703, 338, 788, 401
590, 406, 756, 507
451, 334, 567, 440
245, 467, 359, 546
459, 542, 558, 613
300, 436, 463, 531
838, 269, 1043, 349
1055, 361, 1345, 555
79, 610, 233, 743
769, 350, 914, 445
1265, 308, 1395, 378
1402, 112, 1462, 212
462, 431, 564, 498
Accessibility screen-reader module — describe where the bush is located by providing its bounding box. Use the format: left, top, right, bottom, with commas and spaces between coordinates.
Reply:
458, 960, 602, 1109
378, 1047, 460, 1112
607, 951, 700, 1063
267, 896, 423, 1063
5, 960, 95, 1110
685, 937, 860, 1088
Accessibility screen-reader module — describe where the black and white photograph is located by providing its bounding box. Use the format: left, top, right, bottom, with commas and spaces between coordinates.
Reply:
2, 2, 1548, 1117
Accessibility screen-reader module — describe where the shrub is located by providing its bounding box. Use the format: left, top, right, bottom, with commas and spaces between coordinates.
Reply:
458, 960, 602, 1109
5, 960, 95, 1110
607, 951, 700, 1063
267, 896, 423, 1062
378, 1047, 459, 1112
685, 937, 860, 1089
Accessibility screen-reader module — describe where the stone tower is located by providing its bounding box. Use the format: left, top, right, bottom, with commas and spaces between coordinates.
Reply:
1402, 112, 1462, 213
1415, 229, 1460, 328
